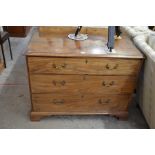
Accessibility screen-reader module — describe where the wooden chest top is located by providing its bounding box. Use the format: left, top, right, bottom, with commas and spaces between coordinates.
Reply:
27, 27, 144, 59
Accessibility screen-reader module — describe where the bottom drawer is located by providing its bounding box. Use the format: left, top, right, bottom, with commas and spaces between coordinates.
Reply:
32, 93, 131, 113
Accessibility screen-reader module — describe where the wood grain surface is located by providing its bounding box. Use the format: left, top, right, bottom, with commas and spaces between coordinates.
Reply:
0, 59, 4, 73
32, 93, 130, 113
27, 27, 144, 59
30, 74, 136, 94
28, 57, 142, 76
26, 26, 144, 121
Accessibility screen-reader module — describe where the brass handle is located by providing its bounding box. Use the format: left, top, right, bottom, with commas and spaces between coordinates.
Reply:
98, 99, 111, 104
105, 64, 118, 70
53, 63, 66, 69
53, 80, 66, 86
52, 99, 64, 105
102, 81, 115, 87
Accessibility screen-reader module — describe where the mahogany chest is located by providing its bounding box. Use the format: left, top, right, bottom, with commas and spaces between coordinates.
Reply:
26, 27, 144, 121
3, 26, 31, 37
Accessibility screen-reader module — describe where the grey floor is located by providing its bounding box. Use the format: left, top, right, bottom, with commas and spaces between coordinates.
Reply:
0, 27, 149, 129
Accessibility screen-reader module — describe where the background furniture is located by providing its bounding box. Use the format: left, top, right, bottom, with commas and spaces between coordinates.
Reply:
122, 26, 155, 128
148, 26, 155, 31
0, 58, 3, 72
3, 26, 31, 37
26, 27, 144, 121
134, 34, 155, 128
0, 26, 3, 31
0, 31, 13, 68
0, 27, 4, 71
121, 26, 152, 38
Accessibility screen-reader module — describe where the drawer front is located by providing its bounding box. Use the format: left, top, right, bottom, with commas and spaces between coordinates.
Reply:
32, 94, 130, 113
30, 74, 136, 94
28, 57, 141, 76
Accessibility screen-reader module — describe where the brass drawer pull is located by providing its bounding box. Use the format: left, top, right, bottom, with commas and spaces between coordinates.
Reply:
52, 63, 66, 69
102, 81, 115, 87
105, 64, 118, 70
52, 99, 64, 105
53, 80, 66, 86
98, 99, 111, 104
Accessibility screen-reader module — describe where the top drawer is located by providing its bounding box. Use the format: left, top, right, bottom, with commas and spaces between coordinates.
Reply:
27, 57, 142, 76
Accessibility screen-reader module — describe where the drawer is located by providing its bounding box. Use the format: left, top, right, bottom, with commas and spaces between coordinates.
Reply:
32, 93, 131, 113
28, 57, 142, 76
30, 74, 136, 94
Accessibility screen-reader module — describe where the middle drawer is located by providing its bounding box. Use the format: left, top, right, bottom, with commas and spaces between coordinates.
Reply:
30, 74, 136, 94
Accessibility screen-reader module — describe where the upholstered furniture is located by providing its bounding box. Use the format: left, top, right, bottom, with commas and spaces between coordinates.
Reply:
122, 26, 155, 128
0, 31, 13, 68
121, 26, 152, 38
26, 27, 144, 121
133, 33, 155, 128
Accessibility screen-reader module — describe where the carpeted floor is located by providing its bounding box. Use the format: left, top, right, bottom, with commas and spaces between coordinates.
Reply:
0, 27, 149, 128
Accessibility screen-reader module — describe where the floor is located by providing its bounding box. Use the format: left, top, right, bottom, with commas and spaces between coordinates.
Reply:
0, 27, 149, 129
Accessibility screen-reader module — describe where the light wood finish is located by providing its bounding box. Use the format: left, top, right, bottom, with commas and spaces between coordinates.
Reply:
39, 26, 108, 36
26, 26, 144, 121
0, 59, 4, 73
30, 111, 129, 121
39, 26, 87, 35
32, 93, 130, 113
30, 74, 136, 94
28, 57, 141, 76
27, 27, 143, 59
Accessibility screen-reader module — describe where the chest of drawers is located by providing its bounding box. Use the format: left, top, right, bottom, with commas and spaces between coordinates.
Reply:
3, 26, 31, 37
0, 58, 4, 73
26, 27, 144, 121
